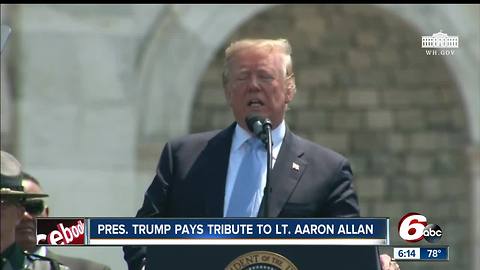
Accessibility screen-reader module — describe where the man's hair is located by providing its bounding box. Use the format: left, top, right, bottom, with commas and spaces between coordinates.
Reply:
222, 38, 296, 94
21, 172, 41, 187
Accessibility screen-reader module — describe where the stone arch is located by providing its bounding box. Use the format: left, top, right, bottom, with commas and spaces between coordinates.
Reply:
189, 5, 472, 270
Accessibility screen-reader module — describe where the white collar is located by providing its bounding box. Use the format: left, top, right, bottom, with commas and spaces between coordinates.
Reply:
231, 120, 286, 152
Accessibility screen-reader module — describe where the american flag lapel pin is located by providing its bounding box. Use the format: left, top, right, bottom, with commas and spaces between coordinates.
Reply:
292, 162, 300, 171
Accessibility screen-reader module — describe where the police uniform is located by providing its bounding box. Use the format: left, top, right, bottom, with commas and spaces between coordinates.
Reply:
1, 151, 69, 270
1, 243, 25, 270
1, 244, 70, 270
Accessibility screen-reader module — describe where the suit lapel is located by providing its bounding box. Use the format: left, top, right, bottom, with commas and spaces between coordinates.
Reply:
260, 128, 308, 217
203, 123, 236, 217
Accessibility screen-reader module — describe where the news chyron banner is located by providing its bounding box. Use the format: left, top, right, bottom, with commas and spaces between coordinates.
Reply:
36, 218, 388, 246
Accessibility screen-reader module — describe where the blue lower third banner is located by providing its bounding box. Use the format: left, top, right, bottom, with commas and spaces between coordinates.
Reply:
87, 218, 389, 245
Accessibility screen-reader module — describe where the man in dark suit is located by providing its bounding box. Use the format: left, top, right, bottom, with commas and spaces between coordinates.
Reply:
15, 173, 111, 270
123, 38, 399, 270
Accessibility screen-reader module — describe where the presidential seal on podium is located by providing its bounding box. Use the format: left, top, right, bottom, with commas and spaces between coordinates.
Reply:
225, 251, 298, 270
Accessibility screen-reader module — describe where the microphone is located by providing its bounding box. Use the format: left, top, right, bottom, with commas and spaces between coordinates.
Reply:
245, 114, 273, 217
245, 115, 272, 147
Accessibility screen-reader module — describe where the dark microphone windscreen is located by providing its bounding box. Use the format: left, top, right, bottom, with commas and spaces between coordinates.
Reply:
245, 115, 264, 135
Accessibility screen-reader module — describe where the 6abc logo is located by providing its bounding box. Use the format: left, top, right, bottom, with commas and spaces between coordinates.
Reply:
398, 212, 443, 243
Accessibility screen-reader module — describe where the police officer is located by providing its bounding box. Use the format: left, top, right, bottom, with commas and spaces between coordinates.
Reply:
1, 150, 69, 270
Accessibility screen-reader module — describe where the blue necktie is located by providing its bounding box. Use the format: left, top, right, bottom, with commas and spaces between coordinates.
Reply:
226, 137, 265, 217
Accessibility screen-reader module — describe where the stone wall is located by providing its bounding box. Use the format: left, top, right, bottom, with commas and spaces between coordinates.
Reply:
192, 5, 471, 270
3, 4, 476, 270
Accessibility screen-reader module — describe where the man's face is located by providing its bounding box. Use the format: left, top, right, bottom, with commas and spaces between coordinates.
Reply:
15, 180, 48, 252
0, 198, 24, 243
224, 48, 295, 130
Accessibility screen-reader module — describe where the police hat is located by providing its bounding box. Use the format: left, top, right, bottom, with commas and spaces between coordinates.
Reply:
1, 151, 48, 199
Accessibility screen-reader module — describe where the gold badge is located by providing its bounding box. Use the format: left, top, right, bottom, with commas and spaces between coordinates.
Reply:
225, 251, 298, 270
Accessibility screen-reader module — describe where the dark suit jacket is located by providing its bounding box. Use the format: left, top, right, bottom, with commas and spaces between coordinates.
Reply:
123, 123, 359, 269
47, 250, 111, 270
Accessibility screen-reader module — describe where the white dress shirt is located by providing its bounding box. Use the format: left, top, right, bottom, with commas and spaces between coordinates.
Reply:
223, 120, 286, 217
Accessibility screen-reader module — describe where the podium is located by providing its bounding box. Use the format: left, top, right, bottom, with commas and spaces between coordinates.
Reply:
147, 245, 381, 269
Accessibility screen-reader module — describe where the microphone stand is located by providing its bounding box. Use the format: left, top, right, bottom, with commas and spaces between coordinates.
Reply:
245, 115, 273, 218
262, 125, 273, 218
